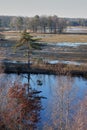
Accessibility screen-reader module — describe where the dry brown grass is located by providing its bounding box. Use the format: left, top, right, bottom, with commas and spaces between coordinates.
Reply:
31, 63, 87, 77
40, 34, 87, 43
2, 31, 87, 42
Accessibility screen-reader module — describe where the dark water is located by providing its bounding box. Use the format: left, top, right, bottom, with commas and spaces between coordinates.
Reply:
0, 74, 87, 129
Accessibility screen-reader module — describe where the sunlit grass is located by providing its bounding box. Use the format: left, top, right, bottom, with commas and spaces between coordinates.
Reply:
2, 31, 87, 42
40, 34, 87, 43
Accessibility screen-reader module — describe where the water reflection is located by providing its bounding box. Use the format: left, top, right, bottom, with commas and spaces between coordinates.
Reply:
0, 74, 87, 129
0, 74, 45, 130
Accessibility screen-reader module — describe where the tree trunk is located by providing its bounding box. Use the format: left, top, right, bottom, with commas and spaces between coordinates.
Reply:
27, 48, 30, 92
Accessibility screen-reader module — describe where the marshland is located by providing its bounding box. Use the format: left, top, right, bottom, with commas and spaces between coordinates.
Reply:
0, 15, 87, 130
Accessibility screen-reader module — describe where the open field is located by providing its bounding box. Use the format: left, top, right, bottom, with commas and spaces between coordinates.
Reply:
2, 31, 87, 43
40, 34, 87, 43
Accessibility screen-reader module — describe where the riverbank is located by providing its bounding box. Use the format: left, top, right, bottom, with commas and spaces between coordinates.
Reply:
1, 62, 87, 78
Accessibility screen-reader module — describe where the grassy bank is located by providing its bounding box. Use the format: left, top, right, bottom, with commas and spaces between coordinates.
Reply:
3, 31, 87, 43
1, 62, 87, 77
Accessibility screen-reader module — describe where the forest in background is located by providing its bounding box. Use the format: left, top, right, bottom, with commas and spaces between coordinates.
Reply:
0, 15, 87, 33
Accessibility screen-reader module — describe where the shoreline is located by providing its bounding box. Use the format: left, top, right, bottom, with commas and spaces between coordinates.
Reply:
1, 62, 87, 78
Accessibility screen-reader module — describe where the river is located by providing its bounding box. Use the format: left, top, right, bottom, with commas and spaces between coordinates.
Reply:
0, 73, 87, 129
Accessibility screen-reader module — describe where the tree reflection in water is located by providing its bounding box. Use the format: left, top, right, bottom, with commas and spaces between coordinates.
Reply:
0, 74, 87, 130
0, 80, 44, 130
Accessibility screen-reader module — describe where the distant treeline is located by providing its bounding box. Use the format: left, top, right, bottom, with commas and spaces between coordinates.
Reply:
0, 15, 87, 33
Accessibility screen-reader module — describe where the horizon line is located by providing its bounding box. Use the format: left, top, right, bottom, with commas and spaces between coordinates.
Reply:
0, 14, 87, 19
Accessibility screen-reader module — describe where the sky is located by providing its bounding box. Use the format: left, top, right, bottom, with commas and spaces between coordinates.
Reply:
0, 0, 87, 18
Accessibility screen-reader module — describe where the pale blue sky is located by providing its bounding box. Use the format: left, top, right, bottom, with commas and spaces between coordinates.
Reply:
0, 0, 87, 18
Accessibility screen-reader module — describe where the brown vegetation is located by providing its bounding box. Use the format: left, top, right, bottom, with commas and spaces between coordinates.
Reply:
3, 31, 87, 42
40, 34, 87, 43
0, 82, 42, 130
2, 62, 87, 77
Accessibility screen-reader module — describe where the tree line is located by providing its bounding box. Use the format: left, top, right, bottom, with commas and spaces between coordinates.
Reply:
0, 15, 87, 33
